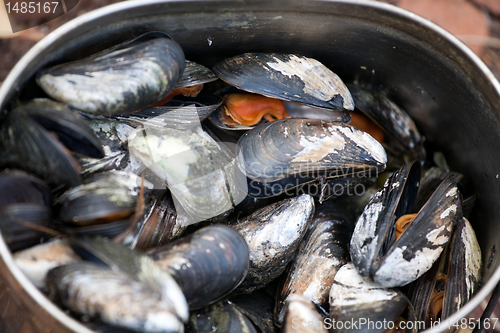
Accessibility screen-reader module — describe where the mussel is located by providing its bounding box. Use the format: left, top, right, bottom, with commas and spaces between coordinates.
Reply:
47, 262, 185, 333
407, 217, 481, 329
350, 161, 460, 287
149, 225, 249, 310
231, 194, 315, 293
329, 263, 410, 333
37, 32, 185, 116
276, 203, 353, 326
213, 53, 354, 112
0, 170, 53, 251
237, 119, 387, 198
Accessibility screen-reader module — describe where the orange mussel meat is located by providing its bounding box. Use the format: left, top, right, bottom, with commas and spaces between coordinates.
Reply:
221, 93, 292, 126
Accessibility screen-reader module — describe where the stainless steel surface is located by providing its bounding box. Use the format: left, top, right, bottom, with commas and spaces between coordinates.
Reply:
0, 0, 499, 332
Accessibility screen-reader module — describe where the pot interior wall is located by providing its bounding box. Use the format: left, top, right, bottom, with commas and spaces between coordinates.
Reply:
1, 0, 500, 330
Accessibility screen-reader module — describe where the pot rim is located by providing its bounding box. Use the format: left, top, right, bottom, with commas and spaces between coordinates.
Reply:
1, 0, 499, 331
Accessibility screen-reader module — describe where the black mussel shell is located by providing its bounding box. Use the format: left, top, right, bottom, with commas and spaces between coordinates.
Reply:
231, 291, 275, 333
0, 170, 51, 207
47, 262, 185, 332
149, 225, 249, 310
37, 32, 185, 116
231, 194, 315, 294
0, 204, 51, 252
275, 203, 352, 326
348, 84, 425, 160
329, 263, 409, 333
20, 99, 104, 158
0, 108, 81, 187
237, 119, 387, 183
213, 53, 354, 112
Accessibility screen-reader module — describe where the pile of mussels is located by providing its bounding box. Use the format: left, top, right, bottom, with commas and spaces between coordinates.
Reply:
0, 32, 482, 333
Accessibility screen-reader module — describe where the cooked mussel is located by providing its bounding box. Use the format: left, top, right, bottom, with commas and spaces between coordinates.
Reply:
149, 225, 249, 310
69, 236, 189, 322
408, 217, 481, 329
47, 262, 185, 333
350, 161, 460, 287
0, 108, 81, 187
213, 53, 354, 112
276, 203, 352, 326
153, 60, 218, 106
231, 194, 315, 293
55, 171, 152, 231
37, 32, 185, 116
21, 98, 104, 158
329, 263, 409, 333
236, 119, 386, 198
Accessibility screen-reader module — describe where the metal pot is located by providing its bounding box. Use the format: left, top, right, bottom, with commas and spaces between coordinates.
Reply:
0, 0, 499, 332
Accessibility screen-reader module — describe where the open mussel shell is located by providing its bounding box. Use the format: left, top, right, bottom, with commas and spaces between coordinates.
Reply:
114, 95, 221, 131
350, 161, 460, 288
329, 263, 409, 333
213, 53, 354, 112
231, 194, 315, 294
276, 203, 353, 326
0, 108, 81, 187
47, 262, 185, 333
20, 98, 104, 158
237, 119, 387, 183
282, 294, 328, 333
37, 32, 185, 116
408, 217, 481, 326
347, 84, 425, 160
69, 236, 189, 322
149, 225, 249, 310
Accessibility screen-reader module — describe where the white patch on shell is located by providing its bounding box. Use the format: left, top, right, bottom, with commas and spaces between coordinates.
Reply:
335, 126, 387, 165
330, 264, 400, 307
462, 219, 482, 298
374, 223, 452, 288
446, 187, 458, 197
266, 54, 354, 110
440, 204, 457, 219
291, 132, 346, 163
